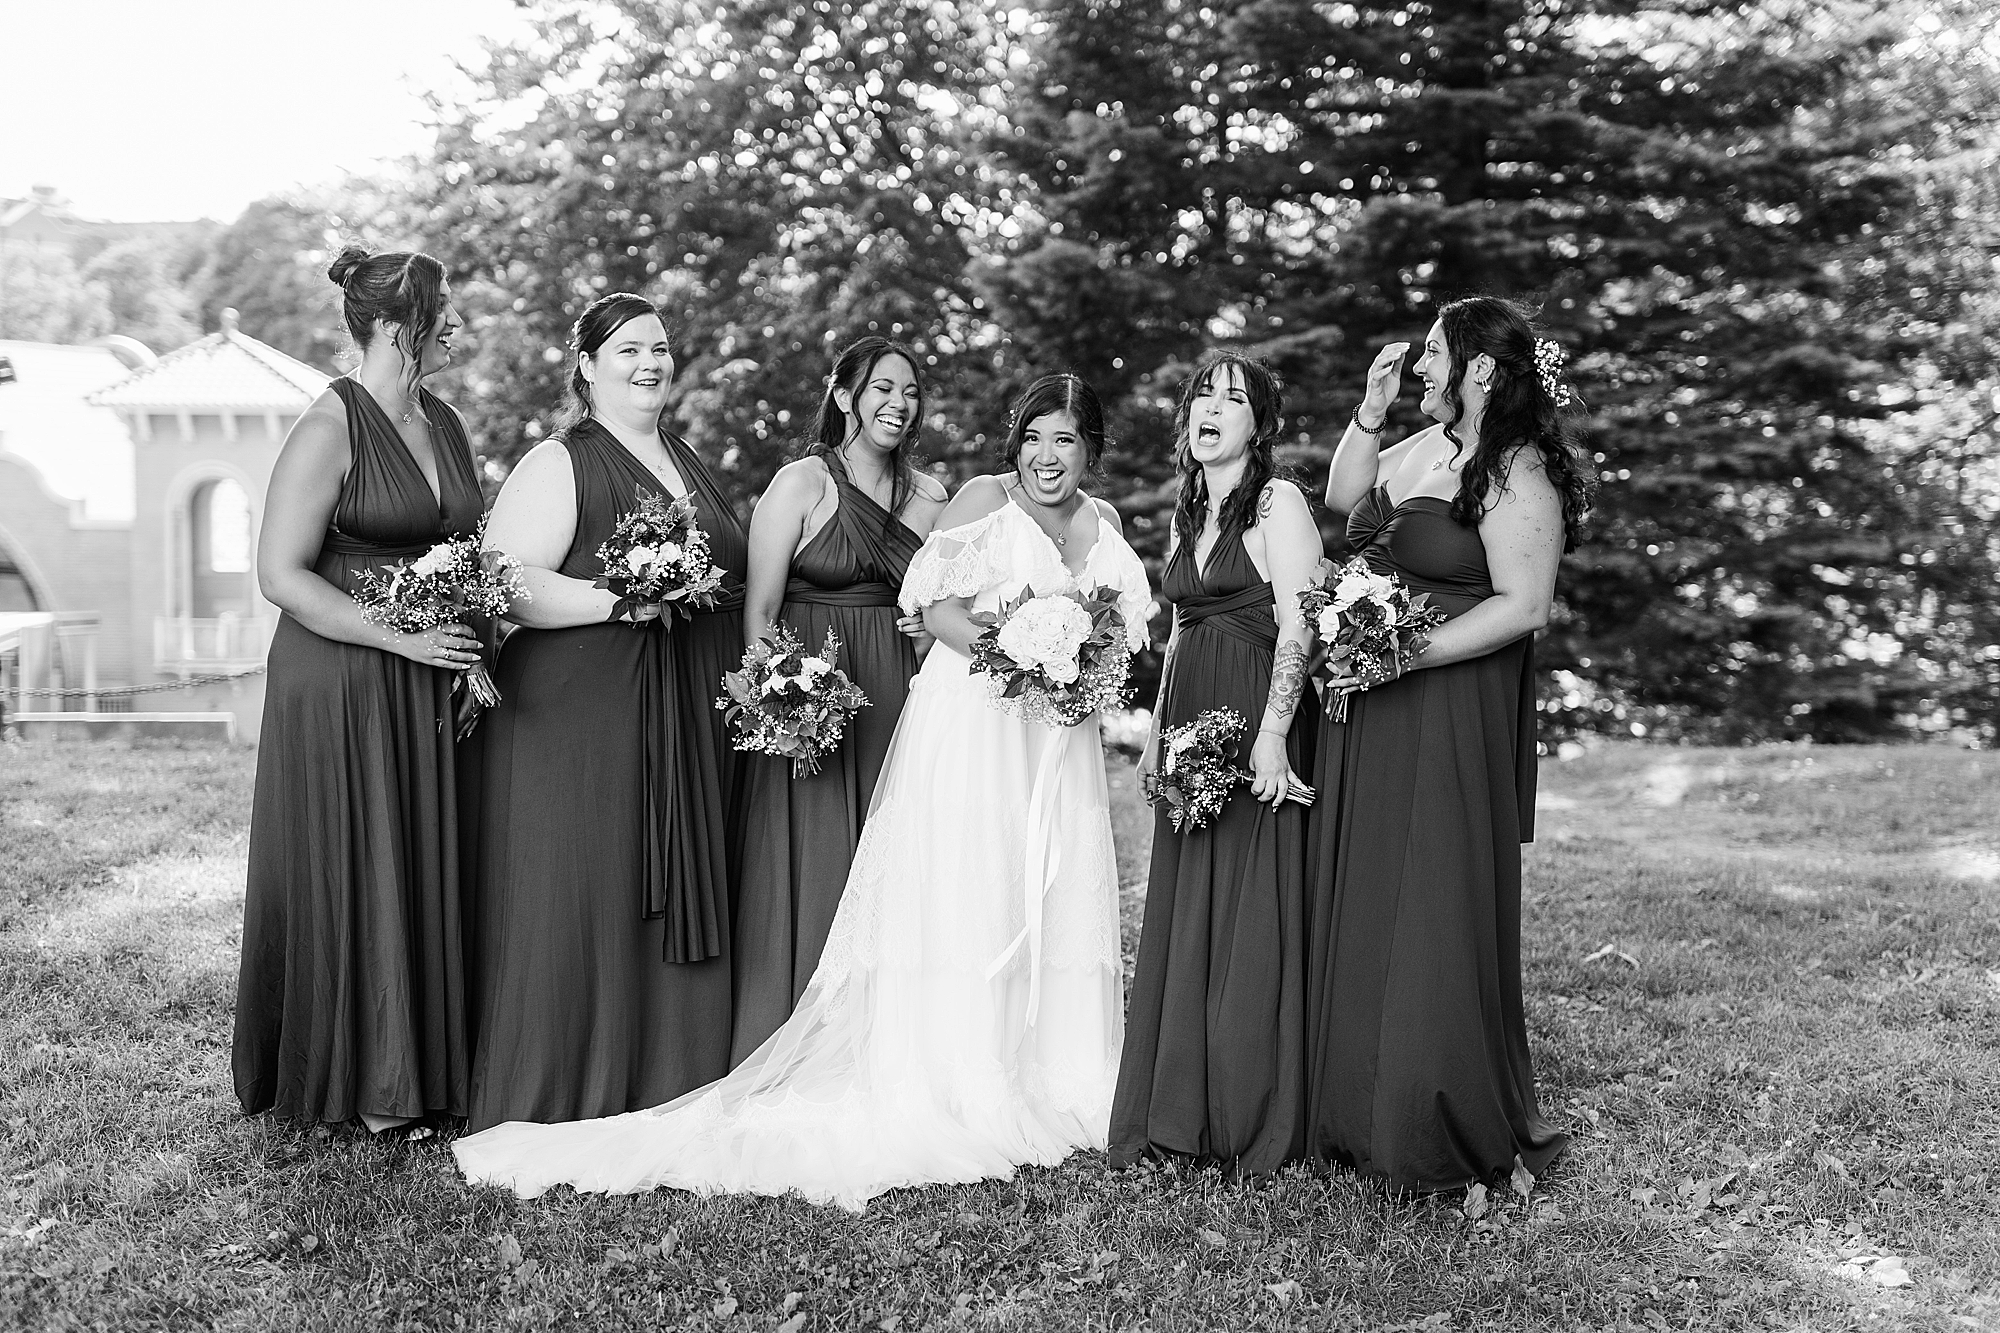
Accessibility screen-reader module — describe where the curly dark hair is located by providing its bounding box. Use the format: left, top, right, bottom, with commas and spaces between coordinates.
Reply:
1170, 352, 1284, 553
1433, 296, 1596, 550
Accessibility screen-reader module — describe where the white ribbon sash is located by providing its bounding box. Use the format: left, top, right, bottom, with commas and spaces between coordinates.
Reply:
983, 720, 1077, 1026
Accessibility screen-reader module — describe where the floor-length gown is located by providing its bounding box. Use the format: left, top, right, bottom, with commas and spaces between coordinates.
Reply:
454, 498, 1151, 1210
1109, 518, 1316, 1173
234, 378, 484, 1123
729, 452, 924, 1065
465, 420, 747, 1132
1304, 486, 1568, 1190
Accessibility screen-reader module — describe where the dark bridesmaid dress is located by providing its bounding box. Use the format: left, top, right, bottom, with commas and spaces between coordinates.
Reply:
1108, 518, 1317, 1174
466, 420, 748, 1131
729, 452, 923, 1065
234, 378, 483, 1123
1304, 486, 1568, 1190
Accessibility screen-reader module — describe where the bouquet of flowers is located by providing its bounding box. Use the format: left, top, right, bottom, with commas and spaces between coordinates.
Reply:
352, 521, 527, 706
715, 626, 870, 778
594, 487, 726, 623
967, 584, 1133, 728
1150, 707, 1251, 833
1298, 555, 1446, 722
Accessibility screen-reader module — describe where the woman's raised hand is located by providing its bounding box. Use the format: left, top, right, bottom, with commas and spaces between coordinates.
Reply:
1361, 342, 1410, 420
395, 622, 483, 670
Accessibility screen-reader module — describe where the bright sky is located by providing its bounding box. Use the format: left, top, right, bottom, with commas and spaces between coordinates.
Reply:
0, 0, 534, 222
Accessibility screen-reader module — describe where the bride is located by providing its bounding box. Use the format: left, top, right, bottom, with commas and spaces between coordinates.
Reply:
453, 373, 1152, 1210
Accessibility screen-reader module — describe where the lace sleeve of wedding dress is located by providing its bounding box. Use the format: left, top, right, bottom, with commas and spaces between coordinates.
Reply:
898, 508, 1006, 613
1107, 539, 1154, 653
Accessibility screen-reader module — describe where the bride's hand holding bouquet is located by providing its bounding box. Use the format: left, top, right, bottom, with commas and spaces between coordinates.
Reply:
968, 585, 1133, 728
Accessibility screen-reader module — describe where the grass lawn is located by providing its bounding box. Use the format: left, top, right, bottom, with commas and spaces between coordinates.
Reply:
3, 738, 1998, 1332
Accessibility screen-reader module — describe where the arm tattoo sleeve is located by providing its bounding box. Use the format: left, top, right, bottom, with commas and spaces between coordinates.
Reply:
1257, 485, 1275, 519
1264, 638, 1309, 728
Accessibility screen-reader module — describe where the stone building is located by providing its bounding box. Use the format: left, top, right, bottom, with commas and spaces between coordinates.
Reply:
0, 312, 326, 738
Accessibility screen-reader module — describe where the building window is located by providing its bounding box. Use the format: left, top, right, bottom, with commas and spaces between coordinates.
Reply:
205, 479, 252, 574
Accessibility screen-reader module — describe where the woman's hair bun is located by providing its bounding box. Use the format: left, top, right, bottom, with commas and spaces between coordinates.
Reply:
326, 244, 372, 289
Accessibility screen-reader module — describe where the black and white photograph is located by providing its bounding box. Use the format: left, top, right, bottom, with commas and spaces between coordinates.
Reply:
2, 0, 1997, 1328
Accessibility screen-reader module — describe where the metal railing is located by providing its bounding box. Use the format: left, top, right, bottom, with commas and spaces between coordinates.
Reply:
155, 614, 274, 673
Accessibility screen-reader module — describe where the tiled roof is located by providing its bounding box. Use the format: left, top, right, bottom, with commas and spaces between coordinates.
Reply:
88, 319, 328, 411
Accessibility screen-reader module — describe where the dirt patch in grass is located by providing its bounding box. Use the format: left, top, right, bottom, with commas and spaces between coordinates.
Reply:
3, 737, 1997, 1331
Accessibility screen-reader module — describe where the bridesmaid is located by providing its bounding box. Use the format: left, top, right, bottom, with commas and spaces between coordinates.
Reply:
1110, 353, 1321, 1174
466, 292, 748, 1131
1308, 296, 1594, 1189
234, 245, 483, 1130
729, 337, 947, 1064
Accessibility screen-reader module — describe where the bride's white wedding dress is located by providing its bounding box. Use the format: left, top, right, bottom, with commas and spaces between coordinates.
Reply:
453, 498, 1152, 1210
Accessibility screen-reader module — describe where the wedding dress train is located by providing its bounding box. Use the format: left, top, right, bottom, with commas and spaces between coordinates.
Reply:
453, 501, 1151, 1209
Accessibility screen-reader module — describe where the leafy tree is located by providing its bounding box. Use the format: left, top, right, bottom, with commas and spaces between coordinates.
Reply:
0, 247, 113, 343
187, 196, 354, 371
80, 238, 201, 352
405, 0, 1027, 493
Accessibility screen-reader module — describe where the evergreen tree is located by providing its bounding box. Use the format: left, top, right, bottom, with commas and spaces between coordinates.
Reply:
996, 0, 2000, 740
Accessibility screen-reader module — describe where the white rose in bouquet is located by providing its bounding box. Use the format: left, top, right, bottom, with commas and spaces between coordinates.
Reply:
411, 545, 454, 578
656, 540, 683, 565
626, 546, 658, 573
997, 596, 1093, 677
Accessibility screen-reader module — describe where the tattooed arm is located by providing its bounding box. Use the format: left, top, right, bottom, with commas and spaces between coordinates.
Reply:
1245, 480, 1322, 806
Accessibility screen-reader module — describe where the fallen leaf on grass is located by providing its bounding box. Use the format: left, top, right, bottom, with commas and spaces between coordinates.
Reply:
513, 1258, 538, 1283
1814, 1151, 1852, 1183
777, 1317, 806, 1333
495, 1235, 523, 1268
712, 1295, 738, 1317
1843, 1255, 1913, 1288
298, 1234, 319, 1255
1196, 1227, 1229, 1249
1510, 1159, 1536, 1200
1462, 1183, 1490, 1220
1265, 1279, 1301, 1305
1582, 943, 1639, 968
781, 1292, 801, 1314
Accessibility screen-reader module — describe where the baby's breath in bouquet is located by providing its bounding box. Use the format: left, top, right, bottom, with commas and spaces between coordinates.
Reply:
594, 487, 726, 623
1151, 707, 1251, 833
1298, 555, 1446, 722
967, 585, 1132, 728
352, 520, 526, 705
716, 626, 869, 778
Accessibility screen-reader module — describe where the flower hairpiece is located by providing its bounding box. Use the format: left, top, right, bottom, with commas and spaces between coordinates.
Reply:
1534, 338, 1574, 409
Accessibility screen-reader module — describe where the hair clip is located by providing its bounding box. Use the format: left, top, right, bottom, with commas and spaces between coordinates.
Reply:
1534, 339, 1574, 409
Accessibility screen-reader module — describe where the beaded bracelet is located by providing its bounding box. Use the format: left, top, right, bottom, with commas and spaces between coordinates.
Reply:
1350, 405, 1387, 435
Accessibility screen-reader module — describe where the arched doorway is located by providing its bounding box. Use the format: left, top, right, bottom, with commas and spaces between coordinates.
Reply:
188, 477, 255, 619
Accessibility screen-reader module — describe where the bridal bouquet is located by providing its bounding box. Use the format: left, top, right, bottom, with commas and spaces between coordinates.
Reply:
716, 626, 870, 778
968, 584, 1133, 728
1151, 707, 1251, 833
594, 487, 726, 624
352, 522, 526, 706
1299, 555, 1446, 722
